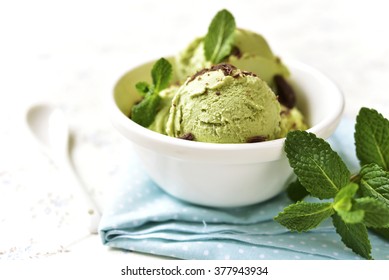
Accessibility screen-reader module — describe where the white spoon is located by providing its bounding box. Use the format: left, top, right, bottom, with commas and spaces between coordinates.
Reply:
26, 104, 101, 234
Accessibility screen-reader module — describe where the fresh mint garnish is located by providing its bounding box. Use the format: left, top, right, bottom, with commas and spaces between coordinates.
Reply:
135, 82, 150, 96
333, 183, 364, 224
286, 179, 309, 202
355, 108, 389, 170
354, 197, 389, 228
373, 228, 389, 239
359, 163, 389, 207
274, 201, 334, 232
204, 9, 236, 64
285, 131, 350, 199
152, 58, 173, 93
332, 214, 372, 259
131, 58, 172, 127
277, 108, 389, 259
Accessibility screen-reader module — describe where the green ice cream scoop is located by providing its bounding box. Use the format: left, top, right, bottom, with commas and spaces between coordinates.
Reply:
176, 28, 289, 86
278, 105, 308, 138
166, 63, 281, 143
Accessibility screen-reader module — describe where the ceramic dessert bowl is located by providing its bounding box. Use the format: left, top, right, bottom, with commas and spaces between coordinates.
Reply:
108, 58, 344, 208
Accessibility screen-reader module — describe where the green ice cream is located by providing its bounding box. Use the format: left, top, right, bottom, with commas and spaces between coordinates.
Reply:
134, 10, 308, 143
165, 63, 281, 143
176, 28, 289, 87
278, 105, 308, 138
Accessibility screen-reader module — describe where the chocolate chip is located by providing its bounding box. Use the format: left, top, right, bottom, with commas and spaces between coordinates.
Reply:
242, 70, 257, 77
215, 91, 221, 96
187, 68, 209, 83
247, 135, 267, 143
230, 46, 242, 58
274, 75, 296, 109
210, 63, 237, 76
179, 133, 195, 141
187, 63, 238, 84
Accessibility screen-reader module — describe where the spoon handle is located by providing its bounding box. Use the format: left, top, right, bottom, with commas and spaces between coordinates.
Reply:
60, 157, 102, 234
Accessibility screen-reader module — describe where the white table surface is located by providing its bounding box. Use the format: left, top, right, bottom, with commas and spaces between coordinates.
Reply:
1, 0, 389, 260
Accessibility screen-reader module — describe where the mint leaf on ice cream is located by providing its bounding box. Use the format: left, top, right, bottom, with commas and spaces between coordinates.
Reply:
131, 92, 161, 128
135, 82, 150, 96
204, 9, 236, 64
131, 58, 172, 127
152, 57, 173, 93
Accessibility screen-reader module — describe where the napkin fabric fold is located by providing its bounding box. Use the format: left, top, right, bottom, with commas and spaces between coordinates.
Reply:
99, 119, 389, 260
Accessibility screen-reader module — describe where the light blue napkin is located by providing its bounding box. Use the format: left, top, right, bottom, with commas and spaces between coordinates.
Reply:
99, 118, 389, 260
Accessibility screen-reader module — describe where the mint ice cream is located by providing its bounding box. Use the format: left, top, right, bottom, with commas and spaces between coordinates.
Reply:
165, 64, 281, 143
176, 28, 289, 87
136, 9, 308, 144
278, 105, 308, 138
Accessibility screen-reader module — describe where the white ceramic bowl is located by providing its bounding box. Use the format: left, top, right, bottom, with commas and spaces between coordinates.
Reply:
109, 59, 344, 208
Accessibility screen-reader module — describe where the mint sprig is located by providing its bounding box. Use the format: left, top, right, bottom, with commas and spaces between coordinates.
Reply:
332, 214, 372, 259
354, 197, 389, 228
131, 58, 172, 127
276, 107, 389, 259
355, 108, 389, 170
204, 9, 236, 64
275, 201, 334, 232
286, 179, 309, 202
285, 131, 350, 199
333, 183, 364, 224
359, 163, 389, 207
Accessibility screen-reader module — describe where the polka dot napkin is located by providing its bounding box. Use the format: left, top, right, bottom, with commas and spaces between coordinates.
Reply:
99, 119, 389, 260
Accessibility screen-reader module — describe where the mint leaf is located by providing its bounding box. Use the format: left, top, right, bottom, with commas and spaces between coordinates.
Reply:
135, 82, 150, 96
131, 58, 172, 127
152, 58, 172, 93
204, 9, 236, 64
131, 93, 161, 127
334, 183, 364, 224
275, 201, 334, 232
286, 179, 309, 202
354, 197, 389, 228
285, 131, 350, 199
355, 108, 389, 170
278, 108, 389, 260
336, 209, 365, 224
359, 163, 389, 207
332, 214, 372, 259
372, 228, 389, 240
334, 183, 359, 212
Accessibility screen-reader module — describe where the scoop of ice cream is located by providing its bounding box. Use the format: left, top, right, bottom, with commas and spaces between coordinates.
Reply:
176, 28, 289, 87
166, 63, 281, 143
278, 105, 308, 138
148, 85, 179, 135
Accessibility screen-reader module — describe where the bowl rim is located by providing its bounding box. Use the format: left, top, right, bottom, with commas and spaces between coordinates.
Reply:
108, 59, 344, 163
